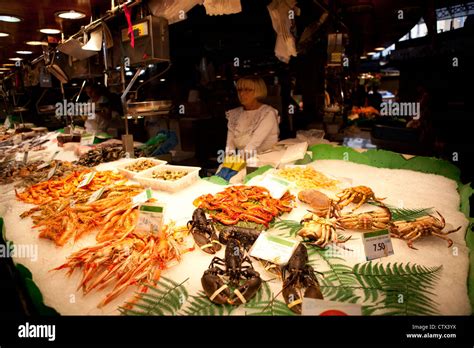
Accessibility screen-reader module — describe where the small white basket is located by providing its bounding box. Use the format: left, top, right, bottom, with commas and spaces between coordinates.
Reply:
135, 164, 201, 192
115, 158, 167, 179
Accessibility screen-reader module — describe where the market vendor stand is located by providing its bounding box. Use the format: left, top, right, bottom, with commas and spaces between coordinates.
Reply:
1, 134, 472, 317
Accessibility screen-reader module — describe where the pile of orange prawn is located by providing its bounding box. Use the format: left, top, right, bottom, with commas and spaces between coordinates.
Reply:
193, 185, 295, 226
52, 223, 191, 308
15, 170, 126, 205
20, 184, 145, 246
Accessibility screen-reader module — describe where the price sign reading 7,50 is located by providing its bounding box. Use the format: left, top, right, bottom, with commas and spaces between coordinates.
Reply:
362, 230, 394, 261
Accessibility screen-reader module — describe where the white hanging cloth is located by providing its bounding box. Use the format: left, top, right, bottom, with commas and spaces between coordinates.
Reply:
267, 0, 299, 63
148, 0, 203, 24
203, 0, 242, 16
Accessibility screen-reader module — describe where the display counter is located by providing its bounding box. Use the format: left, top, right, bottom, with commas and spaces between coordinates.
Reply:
0, 132, 472, 316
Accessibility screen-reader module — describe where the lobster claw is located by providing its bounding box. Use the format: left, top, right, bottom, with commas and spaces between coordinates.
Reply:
228, 270, 262, 305
192, 231, 221, 254
201, 268, 230, 305
282, 280, 302, 314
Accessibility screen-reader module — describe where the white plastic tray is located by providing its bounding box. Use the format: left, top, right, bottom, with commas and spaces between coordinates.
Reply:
115, 158, 167, 179
135, 164, 201, 192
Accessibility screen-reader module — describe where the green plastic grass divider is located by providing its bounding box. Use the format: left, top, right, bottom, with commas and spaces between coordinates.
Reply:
243, 165, 273, 184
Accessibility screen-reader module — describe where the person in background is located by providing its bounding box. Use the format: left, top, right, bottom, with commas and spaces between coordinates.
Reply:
83, 83, 119, 134
225, 76, 280, 156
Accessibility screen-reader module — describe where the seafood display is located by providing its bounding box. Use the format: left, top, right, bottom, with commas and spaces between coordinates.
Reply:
282, 244, 323, 314
21, 185, 143, 245
193, 185, 294, 226
277, 166, 339, 190
53, 224, 189, 308
124, 159, 160, 172
75, 146, 144, 167
0, 133, 50, 160
298, 212, 347, 248
336, 185, 385, 211
389, 211, 462, 249
151, 169, 188, 181
298, 189, 340, 218
202, 238, 262, 305
337, 206, 392, 230
0, 160, 86, 187
15, 170, 125, 205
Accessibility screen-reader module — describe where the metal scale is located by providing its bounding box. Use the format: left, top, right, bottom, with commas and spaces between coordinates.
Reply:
113, 15, 170, 156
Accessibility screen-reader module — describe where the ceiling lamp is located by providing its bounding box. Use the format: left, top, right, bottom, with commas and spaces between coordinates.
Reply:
3, 64, 15, 67
375, 47, 385, 51
0, 68, 11, 71
367, 52, 376, 55
39, 28, 61, 35
0, 15, 22, 23
56, 10, 86, 20
0, 32, 10, 37
360, 56, 367, 59
26, 41, 48, 46
16, 50, 33, 55
9, 57, 23, 61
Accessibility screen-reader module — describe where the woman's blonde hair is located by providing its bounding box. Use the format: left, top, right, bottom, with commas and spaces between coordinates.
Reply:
236, 76, 267, 101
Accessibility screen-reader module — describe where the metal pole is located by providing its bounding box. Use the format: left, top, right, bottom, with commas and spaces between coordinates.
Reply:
121, 66, 145, 135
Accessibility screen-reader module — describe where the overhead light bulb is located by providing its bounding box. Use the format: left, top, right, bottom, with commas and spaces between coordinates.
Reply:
26, 41, 48, 46
16, 51, 33, 55
0, 32, 10, 37
0, 15, 22, 23
56, 10, 86, 20
39, 28, 61, 35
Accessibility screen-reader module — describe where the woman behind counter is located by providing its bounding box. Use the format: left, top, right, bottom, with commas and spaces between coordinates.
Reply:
225, 76, 280, 157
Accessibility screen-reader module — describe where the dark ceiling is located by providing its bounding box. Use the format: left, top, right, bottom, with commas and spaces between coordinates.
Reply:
0, 0, 469, 76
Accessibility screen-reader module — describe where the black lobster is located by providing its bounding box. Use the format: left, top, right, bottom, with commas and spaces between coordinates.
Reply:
187, 208, 221, 254
201, 238, 262, 305
282, 244, 323, 314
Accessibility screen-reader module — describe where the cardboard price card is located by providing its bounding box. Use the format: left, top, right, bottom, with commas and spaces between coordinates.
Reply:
80, 133, 95, 146
249, 232, 299, 266
77, 172, 96, 188
132, 188, 153, 207
302, 298, 362, 316
362, 229, 394, 261
87, 187, 106, 204
258, 174, 292, 199
136, 203, 165, 234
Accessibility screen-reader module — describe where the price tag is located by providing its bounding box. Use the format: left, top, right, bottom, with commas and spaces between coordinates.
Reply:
136, 203, 165, 234
46, 165, 57, 180
132, 188, 153, 207
302, 298, 362, 316
87, 187, 106, 204
249, 232, 299, 266
80, 133, 95, 146
258, 174, 292, 199
50, 150, 60, 161
362, 229, 394, 261
15, 152, 24, 162
23, 151, 28, 164
37, 162, 50, 170
77, 172, 96, 188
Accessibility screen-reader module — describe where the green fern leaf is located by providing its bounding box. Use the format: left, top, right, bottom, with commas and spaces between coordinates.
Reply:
119, 277, 189, 316
369, 202, 433, 221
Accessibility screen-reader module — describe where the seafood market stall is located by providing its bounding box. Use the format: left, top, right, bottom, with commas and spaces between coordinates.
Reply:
0, 130, 472, 316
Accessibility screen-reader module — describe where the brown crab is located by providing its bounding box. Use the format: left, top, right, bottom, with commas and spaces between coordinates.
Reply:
389, 211, 461, 250
298, 189, 340, 218
298, 212, 347, 248
337, 206, 392, 230
336, 185, 385, 212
